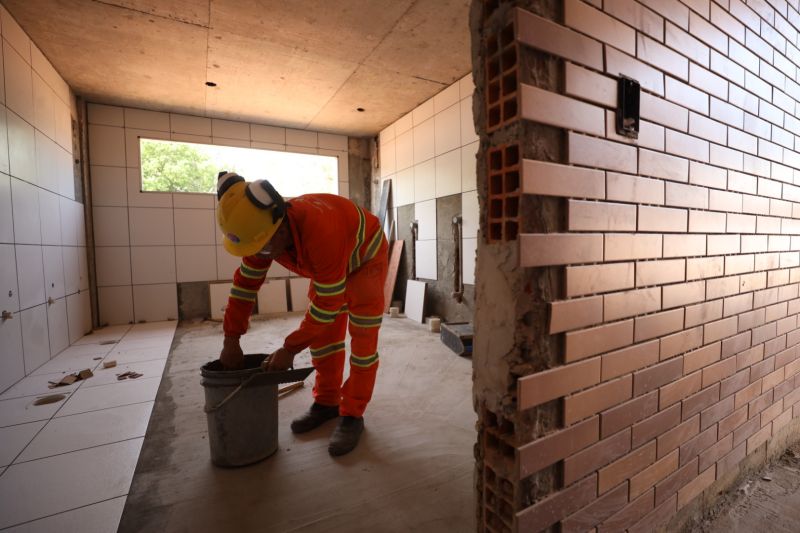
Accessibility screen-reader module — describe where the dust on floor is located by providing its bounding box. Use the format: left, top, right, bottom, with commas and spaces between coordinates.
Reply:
118, 314, 476, 533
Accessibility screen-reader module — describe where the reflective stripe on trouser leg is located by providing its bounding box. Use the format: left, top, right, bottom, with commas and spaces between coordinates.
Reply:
309, 312, 347, 408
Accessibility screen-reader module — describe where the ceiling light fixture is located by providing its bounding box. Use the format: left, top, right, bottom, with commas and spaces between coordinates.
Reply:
205, 81, 217, 87
356, 107, 365, 112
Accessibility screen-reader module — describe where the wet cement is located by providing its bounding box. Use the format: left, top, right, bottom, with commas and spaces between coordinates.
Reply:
118, 313, 475, 532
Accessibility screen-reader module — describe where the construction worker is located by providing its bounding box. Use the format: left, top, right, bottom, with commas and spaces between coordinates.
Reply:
216, 172, 388, 456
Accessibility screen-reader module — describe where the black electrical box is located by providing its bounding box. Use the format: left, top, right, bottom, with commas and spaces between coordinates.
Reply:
616, 76, 640, 139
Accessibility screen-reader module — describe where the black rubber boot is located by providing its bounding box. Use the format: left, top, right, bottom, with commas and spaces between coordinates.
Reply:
290, 403, 340, 434
328, 416, 364, 456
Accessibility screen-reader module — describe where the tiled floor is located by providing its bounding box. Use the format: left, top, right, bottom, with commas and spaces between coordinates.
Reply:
0, 321, 176, 532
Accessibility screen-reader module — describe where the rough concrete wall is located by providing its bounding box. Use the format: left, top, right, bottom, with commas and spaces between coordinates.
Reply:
472, 1, 800, 532
177, 282, 210, 321
348, 137, 372, 210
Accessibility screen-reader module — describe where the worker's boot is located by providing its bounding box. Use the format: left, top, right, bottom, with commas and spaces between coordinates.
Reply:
328, 416, 364, 456
290, 402, 340, 434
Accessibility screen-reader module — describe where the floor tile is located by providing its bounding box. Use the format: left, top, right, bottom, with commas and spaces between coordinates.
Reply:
55, 377, 160, 417
0, 439, 142, 529
105, 346, 169, 364
0, 394, 68, 428
0, 372, 82, 401
83, 359, 167, 388
0, 421, 45, 466
30, 352, 104, 376
73, 325, 131, 345
3, 496, 126, 533
17, 402, 153, 462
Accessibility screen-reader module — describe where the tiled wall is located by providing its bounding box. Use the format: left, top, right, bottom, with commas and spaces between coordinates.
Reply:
0, 6, 90, 393
378, 74, 479, 285
86, 104, 350, 325
483, 1, 800, 531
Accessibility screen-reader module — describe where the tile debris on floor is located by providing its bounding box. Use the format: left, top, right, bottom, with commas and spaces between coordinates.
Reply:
0, 321, 177, 532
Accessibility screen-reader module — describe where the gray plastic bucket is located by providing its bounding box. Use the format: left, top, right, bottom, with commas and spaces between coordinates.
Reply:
201, 354, 278, 467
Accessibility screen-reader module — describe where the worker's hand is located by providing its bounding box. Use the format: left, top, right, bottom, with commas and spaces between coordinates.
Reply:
220, 336, 245, 370
262, 347, 294, 372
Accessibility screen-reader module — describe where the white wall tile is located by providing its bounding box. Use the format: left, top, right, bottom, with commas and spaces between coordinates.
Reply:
461, 142, 478, 192
462, 237, 476, 285
124, 128, 170, 168
212, 118, 249, 140
130, 246, 176, 285
381, 140, 396, 177
126, 168, 172, 207
286, 128, 317, 148
395, 167, 414, 207
173, 192, 213, 208
461, 191, 479, 238
53, 101, 71, 151
56, 145, 73, 198
289, 278, 310, 311
129, 207, 174, 245
3, 42, 33, 124
32, 73, 55, 139
414, 159, 436, 202
90, 166, 127, 206
174, 208, 215, 245
94, 246, 131, 287
175, 245, 217, 282
47, 297, 69, 356
98, 286, 134, 326
0, 174, 10, 243
31, 46, 69, 106
0, 244, 19, 312
124, 108, 169, 131
171, 133, 211, 145
34, 131, 57, 193
88, 125, 125, 167
0, 107, 10, 175
66, 290, 91, 343
395, 129, 413, 171
251, 124, 285, 144
209, 282, 232, 320
170, 114, 211, 136
0, 312, 24, 392
415, 240, 438, 280
413, 118, 435, 164
58, 198, 77, 246
38, 189, 61, 245
21, 304, 49, 374
459, 74, 475, 100
251, 141, 284, 152
92, 206, 129, 246
16, 244, 44, 309
415, 199, 437, 241
42, 245, 65, 300
0, 41, 4, 104
460, 97, 478, 145
435, 149, 461, 198
1, 6, 30, 60
412, 98, 434, 125
216, 246, 240, 281
87, 103, 124, 127
78, 246, 89, 291
214, 137, 249, 148
435, 103, 461, 156
61, 246, 79, 295
434, 83, 460, 113
74, 202, 85, 247
7, 110, 35, 183
318, 132, 347, 150
338, 180, 349, 198
133, 283, 177, 322
380, 123, 395, 144
395, 112, 413, 135
257, 280, 288, 314
11, 178, 40, 244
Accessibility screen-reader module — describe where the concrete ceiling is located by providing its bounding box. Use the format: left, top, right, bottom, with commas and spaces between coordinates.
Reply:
2, 0, 472, 136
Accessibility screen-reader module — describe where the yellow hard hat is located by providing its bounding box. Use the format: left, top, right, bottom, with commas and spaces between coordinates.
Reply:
216, 172, 286, 257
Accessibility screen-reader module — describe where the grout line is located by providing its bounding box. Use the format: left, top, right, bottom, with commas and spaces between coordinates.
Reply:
0, 492, 129, 531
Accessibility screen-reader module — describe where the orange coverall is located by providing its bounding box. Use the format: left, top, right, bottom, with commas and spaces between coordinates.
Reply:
223, 194, 388, 417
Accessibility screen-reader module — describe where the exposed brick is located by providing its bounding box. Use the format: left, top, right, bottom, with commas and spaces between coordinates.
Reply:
750, 357, 775, 383
762, 367, 785, 391
760, 400, 783, 427
518, 358, 601, 410
602, 391, 659, 438
597, 488, 655, 533
700, 395, 735, 432
655, 456, 699, 505
720, 369, 751, 398
564, 427, 632, 486
549, 295, 604, 334
660, 371, 702, 410
604, 287, 661, 321
732, 415, 760, 447
773, 407, 792, 434
686, 300, 724, 327
735, 379, 763, 409
516, 473, 598, 532
660, 327, 703, 361
680, 426, 718, 466
704, 317, 738, 344
746, 422, 772, 454
516, 8, 603, 70
630, 449, 680, 500
560, 481, 628, 533
520, 233, 603, 267
658, 415, 700, 459
628, 493, 678, 533
568, 132, 637, 174
662, 281, 705, 309
599, 441, 657, 494
721, 331, 751, 358
699, 433, 733, 471
773, 377, 795, 402
607, 173, 665, 205
683, 383, 721, 420
522, 159, 605, 200
718, 405, 748, 438
634, 358, 683, 396
565, 320, 634, 363
518, 417, 599, 477
702, 357, 738, 388
677, 466, 716, 508
605, 233, 663, 261
684, 343, 722, 374
564, 375, 633, 425
633, 404, 682, 448
736, 346, 764, 371
717, 441, 747, 479
602, 340, 660, 381
566, 263, 635, 298
635, 309, 685, 343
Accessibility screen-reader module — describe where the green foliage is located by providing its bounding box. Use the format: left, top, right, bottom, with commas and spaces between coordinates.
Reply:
140, 140, 219, 193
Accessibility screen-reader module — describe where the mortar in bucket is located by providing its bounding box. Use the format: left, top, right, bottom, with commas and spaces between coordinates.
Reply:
201, 354, 313, 467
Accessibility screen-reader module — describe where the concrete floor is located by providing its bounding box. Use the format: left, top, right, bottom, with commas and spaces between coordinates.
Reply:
118, 314, 476, 533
